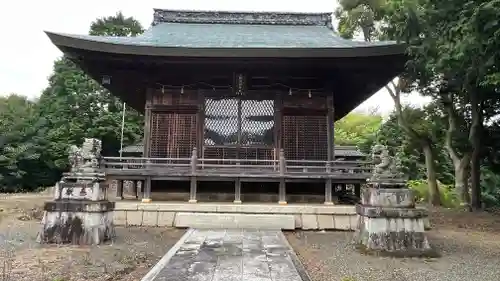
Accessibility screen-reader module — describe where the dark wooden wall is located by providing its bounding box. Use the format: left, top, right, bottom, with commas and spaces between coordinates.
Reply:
282, 95, 329, 161
144, 87, 334, 161
147, 89, 198, 158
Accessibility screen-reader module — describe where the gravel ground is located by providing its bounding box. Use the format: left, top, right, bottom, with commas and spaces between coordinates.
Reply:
0, 197, 185, 281
286, 228, 500, 281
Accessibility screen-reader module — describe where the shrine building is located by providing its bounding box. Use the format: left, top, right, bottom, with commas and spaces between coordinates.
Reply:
46, 9, 406, 206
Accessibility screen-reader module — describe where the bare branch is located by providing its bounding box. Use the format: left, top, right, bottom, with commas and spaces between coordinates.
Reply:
386, 78, 421, 141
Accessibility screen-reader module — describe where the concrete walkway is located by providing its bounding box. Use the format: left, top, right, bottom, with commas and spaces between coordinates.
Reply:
142, 229, 309, 281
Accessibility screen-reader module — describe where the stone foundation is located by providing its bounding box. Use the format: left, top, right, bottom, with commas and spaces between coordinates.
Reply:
38, 178, 116, 245
114, 202, 358, 230
38, 201, 115, 244
150, 191, 327, 203
354, 187, 436, 257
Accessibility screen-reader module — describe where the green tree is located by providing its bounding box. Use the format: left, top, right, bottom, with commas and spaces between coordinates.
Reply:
0, 95, 55, 191
31, 12, 145, 186
335, 0, 443, 205
384, 0, 500, 209
334, 112, 383, 146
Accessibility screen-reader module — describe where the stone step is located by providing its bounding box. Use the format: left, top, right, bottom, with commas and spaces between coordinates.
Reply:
173, 212, 296, 230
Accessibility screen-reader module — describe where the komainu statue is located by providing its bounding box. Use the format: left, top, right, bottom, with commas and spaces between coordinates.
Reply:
81, 138, 102, 168
68, 145, 83, 172
68, 138, 102, 171
370, 144, 404, 181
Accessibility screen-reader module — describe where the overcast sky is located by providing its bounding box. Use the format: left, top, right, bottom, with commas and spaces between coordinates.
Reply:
0, 0, 430, 115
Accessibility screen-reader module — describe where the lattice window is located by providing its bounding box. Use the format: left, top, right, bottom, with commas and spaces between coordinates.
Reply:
204, 98, 238, 146
282, 115, 328, 161
150, 113, 196, 158
241, 99, 274, 146
203, 97, 275, 160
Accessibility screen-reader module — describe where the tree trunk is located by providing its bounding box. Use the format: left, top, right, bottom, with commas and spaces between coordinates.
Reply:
386, 79, 441, 206
443, 94, 471, 206
468, 89, 482, 210
470, 146, 481, 210
422, 141, 441, 206
454, 162, 470, 206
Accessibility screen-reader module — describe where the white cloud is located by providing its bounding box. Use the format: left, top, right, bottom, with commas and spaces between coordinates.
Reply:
0, 0, 427, 113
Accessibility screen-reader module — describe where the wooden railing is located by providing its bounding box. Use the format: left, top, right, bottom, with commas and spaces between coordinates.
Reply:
101, 148, 372, 179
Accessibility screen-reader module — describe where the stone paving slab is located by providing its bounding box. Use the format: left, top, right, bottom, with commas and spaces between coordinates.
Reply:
142, 228, 308, 281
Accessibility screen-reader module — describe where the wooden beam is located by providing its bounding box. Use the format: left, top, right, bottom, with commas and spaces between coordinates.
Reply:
274, 93, 283, 155
196, 91, 205, 157
143, 89, 153, 158
150, 104, 198, 114
327, 95, 335, 162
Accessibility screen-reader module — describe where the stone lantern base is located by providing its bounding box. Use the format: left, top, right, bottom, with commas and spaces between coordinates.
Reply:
38, 200, 115, 244
354, 186, 438, 257
37, 172, 115, 245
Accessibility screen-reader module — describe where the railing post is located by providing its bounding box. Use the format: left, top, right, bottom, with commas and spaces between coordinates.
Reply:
115, 180, 124, 201
189, 147, 198, 203
278, 149, 287, 205
279, 149, 286, 176
191, 147, 198, 173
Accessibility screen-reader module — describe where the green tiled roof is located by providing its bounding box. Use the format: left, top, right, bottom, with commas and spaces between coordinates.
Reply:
46, 9, 402, 54
57, 22, 395, 49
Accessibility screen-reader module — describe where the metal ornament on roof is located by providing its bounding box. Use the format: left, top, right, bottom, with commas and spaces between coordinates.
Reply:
102, 75, 111, 85
235, 73, 245, 96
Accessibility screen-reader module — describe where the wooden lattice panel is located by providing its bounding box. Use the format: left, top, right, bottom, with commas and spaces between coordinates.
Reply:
239, 147, 274, 160
151, 90, 198, 105
282, 115, 328, 161
150, 112, 197, 158
203, 146, 238, 159
202, 146, 274, 161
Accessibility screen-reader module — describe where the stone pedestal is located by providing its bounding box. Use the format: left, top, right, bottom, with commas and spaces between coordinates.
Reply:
354, 183, 437, 257
38, 172, 115, 245
38, 138, 115, 245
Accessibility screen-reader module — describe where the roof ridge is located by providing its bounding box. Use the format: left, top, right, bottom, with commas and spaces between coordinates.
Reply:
152, 9, 333, 29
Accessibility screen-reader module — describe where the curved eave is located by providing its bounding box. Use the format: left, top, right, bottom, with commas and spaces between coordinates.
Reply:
45, 31, 406, 58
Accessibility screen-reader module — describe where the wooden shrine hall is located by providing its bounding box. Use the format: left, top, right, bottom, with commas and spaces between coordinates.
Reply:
45, 9, 406, 205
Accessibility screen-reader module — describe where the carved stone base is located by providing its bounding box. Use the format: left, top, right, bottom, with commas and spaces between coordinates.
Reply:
37, 200, 115, 245
354, 187, 438, 257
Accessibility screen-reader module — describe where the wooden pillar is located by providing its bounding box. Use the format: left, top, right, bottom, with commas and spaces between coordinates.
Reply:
324, 178, 333, 205
196, 90, 205, 157
189, 147, 198, 203
142, 177, 152, 203
143, 89, 153, 158
274, 93, 283, 161
234, 178, 242, 204
141, 88, 154, 203
137, 180, 143, 200
354, 183, 362, 199
189, 178, 197, 203
236, 97, 242, 158
326, 95, 335, 163
115, 180, 123, 200
278, 149, 287, 205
